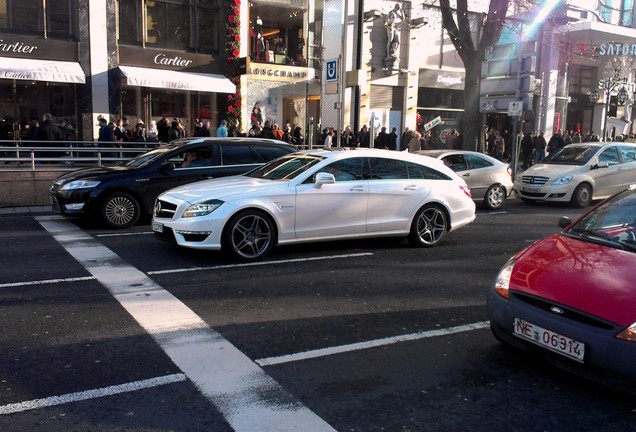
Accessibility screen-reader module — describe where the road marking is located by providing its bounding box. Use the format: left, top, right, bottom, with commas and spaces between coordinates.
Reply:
36, 215, 336, 432
148, 253, 374, 275
95, 231, 154, 237
256, 321, 490, 366
0, 374, 186, 415
0, 276, 95, 288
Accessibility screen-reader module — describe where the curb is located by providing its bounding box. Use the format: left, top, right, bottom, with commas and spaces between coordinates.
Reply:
0, 206, 52, 216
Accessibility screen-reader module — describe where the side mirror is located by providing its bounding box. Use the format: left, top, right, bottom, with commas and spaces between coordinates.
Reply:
558, 216, 572, 229
314, 171, 336, 188
592, 161, 610, 170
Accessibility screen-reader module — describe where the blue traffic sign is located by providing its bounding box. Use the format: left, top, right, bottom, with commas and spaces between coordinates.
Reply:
326, 59, 338, 82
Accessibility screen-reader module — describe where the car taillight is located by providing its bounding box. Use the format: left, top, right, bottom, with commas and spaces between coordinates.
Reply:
460, 185, 472, 198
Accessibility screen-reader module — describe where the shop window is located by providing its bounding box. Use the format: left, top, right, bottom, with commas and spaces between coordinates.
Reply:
249, 0, 312, 67
0, 0, 76, 39
141, 0, 222, 54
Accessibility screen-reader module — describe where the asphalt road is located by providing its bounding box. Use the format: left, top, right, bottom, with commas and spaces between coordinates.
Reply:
1, 199, 635, 432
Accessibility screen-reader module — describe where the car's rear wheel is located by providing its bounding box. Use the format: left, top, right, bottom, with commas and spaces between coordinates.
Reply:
222, 210, 276, 261
571, 183, 593, 208
100, 192, 140, 229
408, 205, 447, 247
483, 184, 506, 210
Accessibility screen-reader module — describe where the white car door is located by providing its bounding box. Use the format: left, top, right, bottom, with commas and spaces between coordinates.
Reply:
592, 146, 624, 197
294, 157, 369, 239
618, 145, 636, 188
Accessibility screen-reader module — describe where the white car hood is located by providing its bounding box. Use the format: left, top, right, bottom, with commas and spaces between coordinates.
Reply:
521, 163, 585, 179
162, 176, 286, 203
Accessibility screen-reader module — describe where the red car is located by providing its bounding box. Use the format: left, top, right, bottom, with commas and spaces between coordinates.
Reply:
487, 185, 636, 391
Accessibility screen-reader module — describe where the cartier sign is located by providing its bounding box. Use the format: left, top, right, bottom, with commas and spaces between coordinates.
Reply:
154, 53, 193, 67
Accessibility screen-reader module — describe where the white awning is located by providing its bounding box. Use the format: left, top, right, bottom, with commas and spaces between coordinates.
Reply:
0, 57, 85, 84
119, 65, 235, 94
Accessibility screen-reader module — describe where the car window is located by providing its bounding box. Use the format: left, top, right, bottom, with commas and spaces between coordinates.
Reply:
247, 154, 324, 180
172, 146, 214, 169
544, 145, 599, 165
252, 145, 293, 162
465, 154, 493, 169
618, 145, 636, 163
407, 162, 452, 180
368, 157, 408, 179
314, 158, 366, 182
598, 146, 620, 165
441, 154, 467, 171
221, 143, 261, 165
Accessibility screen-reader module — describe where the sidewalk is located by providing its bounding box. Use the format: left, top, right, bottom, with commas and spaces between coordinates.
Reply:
0, 205, 52, 216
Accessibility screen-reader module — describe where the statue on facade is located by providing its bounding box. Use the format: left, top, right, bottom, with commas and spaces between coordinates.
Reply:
385, 3, 404, 60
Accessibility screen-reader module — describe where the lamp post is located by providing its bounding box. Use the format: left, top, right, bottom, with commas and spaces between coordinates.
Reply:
590, 68, 628, 141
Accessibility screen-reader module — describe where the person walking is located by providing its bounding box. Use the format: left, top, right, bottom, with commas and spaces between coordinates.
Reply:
259, 120, 276, 139
407, 132, 422, 152
520, 131, 534, 170
534, 131, 547, 164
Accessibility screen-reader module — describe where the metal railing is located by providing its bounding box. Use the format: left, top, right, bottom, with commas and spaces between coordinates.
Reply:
0, 141, 154, 171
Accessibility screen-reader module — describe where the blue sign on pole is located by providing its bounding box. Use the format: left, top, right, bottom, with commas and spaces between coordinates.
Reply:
326, 59, 338, 82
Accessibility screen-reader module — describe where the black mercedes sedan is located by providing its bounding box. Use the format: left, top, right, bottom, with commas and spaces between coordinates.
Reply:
50, 137, 297, 228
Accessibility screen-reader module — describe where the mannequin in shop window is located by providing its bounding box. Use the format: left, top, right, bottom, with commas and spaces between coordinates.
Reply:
385, 3, 404, 59
253, 16, 265, 61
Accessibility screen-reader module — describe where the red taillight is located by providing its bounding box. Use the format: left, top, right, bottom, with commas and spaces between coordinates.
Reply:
460, 185, 472, 198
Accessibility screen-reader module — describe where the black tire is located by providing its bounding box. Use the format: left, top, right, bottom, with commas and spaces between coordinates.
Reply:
222, 210, 276, 261
100, 192, 140, 229
571, 183, 592, 208
483, 184, 507, 210
408, 205, 448, 247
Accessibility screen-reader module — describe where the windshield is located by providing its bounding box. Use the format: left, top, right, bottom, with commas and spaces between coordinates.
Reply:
542, 145, 599, 165
124, 144, 179, 168
245, 154, 324, 180
563, 186, 636, 251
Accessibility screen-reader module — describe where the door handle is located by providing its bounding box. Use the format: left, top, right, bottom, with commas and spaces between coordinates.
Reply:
349, 186, 365, 191
404, 185, 418, 190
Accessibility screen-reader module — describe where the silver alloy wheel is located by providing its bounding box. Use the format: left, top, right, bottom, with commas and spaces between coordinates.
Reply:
572, 183, 592, 208
103, 193, 139, 228
229, 212, 273, 259
484, 184, 506, 209
412, 205, 447, 246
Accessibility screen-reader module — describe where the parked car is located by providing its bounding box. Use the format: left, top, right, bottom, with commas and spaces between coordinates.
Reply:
152, 148, 476, 261
514, 142, 636, 207
417, 150, 513, 209
50, 137, 297, 228
488, 184, 636, 392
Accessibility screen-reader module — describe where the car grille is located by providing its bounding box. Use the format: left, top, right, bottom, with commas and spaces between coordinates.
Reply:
522, 176, 549, 186
154, 199, 177, 219
513, 292, 615, 331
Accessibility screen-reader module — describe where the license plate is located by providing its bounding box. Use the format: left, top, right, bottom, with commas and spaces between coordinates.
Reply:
513, 318, 584, 363
152, 221, 163, 233
522, 186, 540, 193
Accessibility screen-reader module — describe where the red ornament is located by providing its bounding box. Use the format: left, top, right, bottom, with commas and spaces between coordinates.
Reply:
234, 100, 241, 107
232, 49, 239, 57
228, 105, 234, 112
234, 35, 240, 42
228, 15, 235, 23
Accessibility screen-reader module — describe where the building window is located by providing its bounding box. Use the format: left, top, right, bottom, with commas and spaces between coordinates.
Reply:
118, 0, 222, 54
0, 0, 77, 39
249, 0, 319, 67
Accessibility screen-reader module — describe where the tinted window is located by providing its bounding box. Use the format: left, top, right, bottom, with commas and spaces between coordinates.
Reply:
598, 146, 620, 165
221, 144, 262, 165
466, 154, 493, 169
316, 158, 366, 181
407, 162, 452, 180
368, 157, 408, 179
173, 146, 215, 168
544, 146, 599, 165
252, 145, 293, 162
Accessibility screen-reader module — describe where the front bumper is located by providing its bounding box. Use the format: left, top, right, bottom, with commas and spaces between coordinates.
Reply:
513, 182, 573, 202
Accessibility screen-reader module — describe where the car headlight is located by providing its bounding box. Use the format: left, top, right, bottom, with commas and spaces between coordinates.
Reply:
60, 180, 101, 191
515, 173, 523, 182
182, 199, 224, 218
616, 323, 636, 342
494, 259, 516, 299
551, 175, 573, 186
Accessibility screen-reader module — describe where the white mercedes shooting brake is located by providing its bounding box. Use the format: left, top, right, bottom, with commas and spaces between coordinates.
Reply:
152, 148, 476, 261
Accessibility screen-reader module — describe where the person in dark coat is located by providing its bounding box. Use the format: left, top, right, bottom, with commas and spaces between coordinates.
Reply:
35, 113, 62, 142
520, 131, 534, 171
259, 120, 276, 139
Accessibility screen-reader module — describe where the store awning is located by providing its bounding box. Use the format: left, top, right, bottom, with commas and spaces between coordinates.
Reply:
119, 65, 235, 94
0, 57, 85, 83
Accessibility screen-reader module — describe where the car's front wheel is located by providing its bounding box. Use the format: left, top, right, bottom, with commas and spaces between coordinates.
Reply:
100, 192, 140, 229
483, 184, 507, 210
571, 183, 593, 208
408, 205, 448, 247
222, 210, 276, 261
